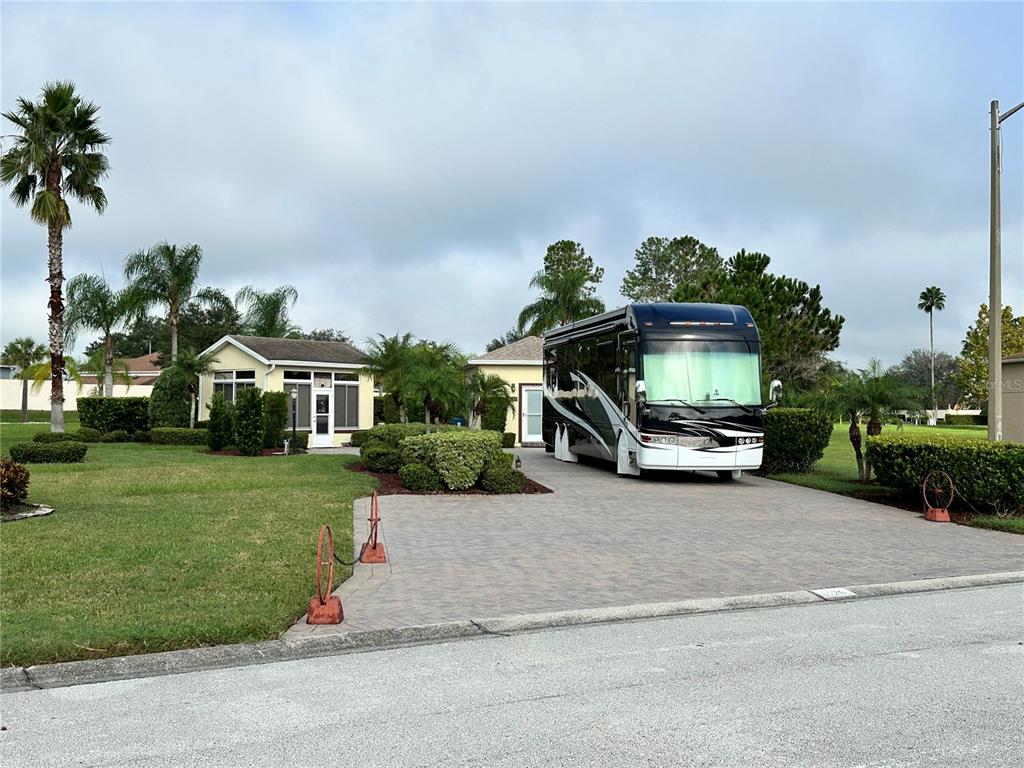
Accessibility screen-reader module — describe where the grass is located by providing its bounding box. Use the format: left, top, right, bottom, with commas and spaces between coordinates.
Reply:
1, 422, 377, 667
770, 422, 1021, 534
1, 410, 80, 427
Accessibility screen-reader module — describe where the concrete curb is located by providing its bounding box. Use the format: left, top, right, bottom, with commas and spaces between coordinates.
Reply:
4, 571, 1022, 692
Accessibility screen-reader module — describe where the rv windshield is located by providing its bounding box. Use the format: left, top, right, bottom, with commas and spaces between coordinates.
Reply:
642, 339, 761, 407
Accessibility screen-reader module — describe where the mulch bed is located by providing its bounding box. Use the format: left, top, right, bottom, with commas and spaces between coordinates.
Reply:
347, 463, 553, 496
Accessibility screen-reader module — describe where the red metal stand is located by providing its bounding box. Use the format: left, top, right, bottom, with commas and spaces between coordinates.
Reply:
359, 493, 387, 564
307, 525, 344, 624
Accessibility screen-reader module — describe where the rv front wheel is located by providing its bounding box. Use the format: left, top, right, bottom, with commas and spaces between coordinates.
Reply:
716, 469, 742, 481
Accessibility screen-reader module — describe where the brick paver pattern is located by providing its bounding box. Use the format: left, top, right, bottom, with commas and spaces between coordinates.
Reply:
286, 450, 1024, 638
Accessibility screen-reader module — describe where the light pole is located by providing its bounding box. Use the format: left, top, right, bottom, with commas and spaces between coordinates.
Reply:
290, 387, 298, 448
989, 98, 1024, 442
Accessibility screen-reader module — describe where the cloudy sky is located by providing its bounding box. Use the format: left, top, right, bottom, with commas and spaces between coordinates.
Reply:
2, 1, 1022, 369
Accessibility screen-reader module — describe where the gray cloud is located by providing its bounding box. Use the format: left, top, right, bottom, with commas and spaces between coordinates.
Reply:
2, 1, 1021, 367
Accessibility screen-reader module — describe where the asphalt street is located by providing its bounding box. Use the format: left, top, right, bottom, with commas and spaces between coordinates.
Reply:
2, 585, 1023, 767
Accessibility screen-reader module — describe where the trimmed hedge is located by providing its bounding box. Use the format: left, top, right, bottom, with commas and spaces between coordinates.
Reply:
9, 441, 88, 464
75, 427, 102, 443
398, 462, 443, 492
233, 387, 264, 456
149, 368, 191, 428
32, 432, 80, 443
1, 457, 30, 505
362, 443, 403, 473
867, 434, 1024, 515
479, 463, 525, 494
101, 430, 130, 443
288, 431, 308, 451
132, 430, 152, 443
262, 391, 289, 449
350, 430, 371, 448
943, 413, 985, 426
762, 408, 833, 474
400, 430, 503, 490
502, 432, 516, 449
150, 427, 208, 445
207, 393, 233, 452
78, 396, 149, 434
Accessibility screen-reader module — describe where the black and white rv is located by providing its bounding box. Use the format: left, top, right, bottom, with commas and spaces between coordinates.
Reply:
542, 303, 770, 479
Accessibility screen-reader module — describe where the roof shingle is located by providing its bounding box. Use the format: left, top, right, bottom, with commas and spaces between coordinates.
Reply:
228, 335, 368, 365
470, 335, 543, 362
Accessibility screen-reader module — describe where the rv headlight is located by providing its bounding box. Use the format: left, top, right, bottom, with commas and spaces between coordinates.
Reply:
678, 436, 716, 448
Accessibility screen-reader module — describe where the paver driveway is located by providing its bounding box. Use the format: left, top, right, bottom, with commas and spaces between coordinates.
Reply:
286, 450, 1024, 638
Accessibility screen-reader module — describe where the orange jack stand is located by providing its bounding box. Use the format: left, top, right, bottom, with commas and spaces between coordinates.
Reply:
307, 525, 344, 624
924, 507, 950, 523
358, 493, 387, 564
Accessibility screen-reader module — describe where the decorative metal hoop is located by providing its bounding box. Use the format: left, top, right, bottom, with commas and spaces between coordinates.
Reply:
922, 470, 955, 511
315, 525, 335, 603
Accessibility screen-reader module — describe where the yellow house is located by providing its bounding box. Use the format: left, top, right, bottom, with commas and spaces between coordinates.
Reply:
465, 335, 544, 447
198, 335, 374, 447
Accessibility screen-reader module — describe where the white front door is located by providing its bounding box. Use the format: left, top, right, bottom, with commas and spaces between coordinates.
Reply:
520, 385, 543, 444
312, 387, 333, 448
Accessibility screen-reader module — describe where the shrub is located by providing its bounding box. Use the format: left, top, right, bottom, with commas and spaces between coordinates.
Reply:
101, 429, 130, 443
502, 432, 516, 448
762, 408, 833, 474
400, 430, 503, 490
9, 441, 88, 464
480, 399, 509, 433
943, 413, 985, 426
867, 434, 1024, 516
32, 431, 80, 443
362, 423, 433, 451
350, 430, 371, 448
287, 431, 308, 451
479, 463, 525, 494
132, 430, 152, 443
261, 391, 289, 449
232, 387, 264, 456
207, 393, 233, 452
398, 462, 443, 492
382, 398, 401, 424
78, 396, 150, 434
75, 427, 102, 443
362, 443, 403, 473
1, 457, 30, 506
150, 427, 208, 445
148, 368, 191, 428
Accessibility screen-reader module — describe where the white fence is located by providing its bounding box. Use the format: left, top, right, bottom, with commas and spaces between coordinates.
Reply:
0, 380, 154, 413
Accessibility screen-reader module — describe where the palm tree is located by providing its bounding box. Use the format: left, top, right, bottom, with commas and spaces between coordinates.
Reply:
66, 274, 144, 396
517, 268, 605, 336
404, 342, 467, 424
25, 353, 85, 401
124, 242, 216, 362
364, 332, 416, 420
917, 285, 946, 418
235, 285, 299, 337
170, 349, 219, 428
79, 346, 131, 395
1, 337, 47, 422
467, 372, 513, 430
1, 81, 111, 432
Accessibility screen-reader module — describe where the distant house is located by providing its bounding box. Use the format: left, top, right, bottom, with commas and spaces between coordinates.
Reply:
1003, 355, 1024, 444
464, 336, 544, 447
0, 364, 19, 380
197, 335, 374, 448
80, 353, 162, 389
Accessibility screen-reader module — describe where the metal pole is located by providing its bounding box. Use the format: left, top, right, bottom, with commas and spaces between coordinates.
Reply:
989, 100, 1002, 441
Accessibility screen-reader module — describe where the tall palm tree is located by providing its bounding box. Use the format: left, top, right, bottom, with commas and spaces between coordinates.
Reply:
517, 267, 605, 336
1, 81, 111, 432
364, 332, 415, 420
235, 285, 299, 337
404, 341, 466, 424
170, 349, 219, 428
917, 285, 946, 418
1, 337, 47, 422
66, 274, 144, 396
124, 242, 215, 362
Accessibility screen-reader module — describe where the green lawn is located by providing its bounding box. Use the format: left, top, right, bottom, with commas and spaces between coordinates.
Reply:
770, 423, 1021, 534
1, 422, 377, 667
1, 410, 80, 427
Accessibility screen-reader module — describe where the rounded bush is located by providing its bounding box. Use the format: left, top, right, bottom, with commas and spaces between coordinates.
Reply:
479, 464, 525, 494
74, 427, 102, 443
232, 387, 264, 457
101, 429, 130, 443
9, 441, 88, 464
1, 457, 30, 505
501, 432, 516, 449
399, 462, 443, 492
399, 430, 503, 490
762, 408, 833, 474
132, 430, 152, 443
150, 427, 208, 445
349, 430, 370, 448
148, 367, 191, 428
362, 443, 403, 473
32, 431, 80, 443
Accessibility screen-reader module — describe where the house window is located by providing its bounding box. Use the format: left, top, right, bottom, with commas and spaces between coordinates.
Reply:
334, 373, 360, 428
212, 370, 256, 403
284, 373, 312, 430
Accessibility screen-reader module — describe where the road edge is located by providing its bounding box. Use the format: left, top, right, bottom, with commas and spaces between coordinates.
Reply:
5, 570, 1022, 692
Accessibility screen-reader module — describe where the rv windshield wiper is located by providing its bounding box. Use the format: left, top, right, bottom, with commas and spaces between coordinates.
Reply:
708, 398, 756, 414
646, 399, 706, 414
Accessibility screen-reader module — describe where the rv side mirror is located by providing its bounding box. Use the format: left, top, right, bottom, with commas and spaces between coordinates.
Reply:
635, 380, 646, 401
769, 379, 783, 405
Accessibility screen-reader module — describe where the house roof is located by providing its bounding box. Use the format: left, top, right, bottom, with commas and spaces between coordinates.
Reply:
467, 335, 543, 366
220, 335, 368, 365
123, 353, 161, 373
